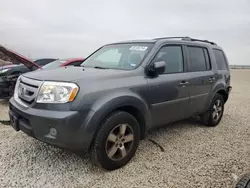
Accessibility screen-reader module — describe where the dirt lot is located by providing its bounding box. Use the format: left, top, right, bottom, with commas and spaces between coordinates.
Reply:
0, 69, 250, 188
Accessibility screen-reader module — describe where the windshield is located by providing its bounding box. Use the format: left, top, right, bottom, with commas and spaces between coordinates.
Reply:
42, 60, 67, 70
81, 43, 152, 70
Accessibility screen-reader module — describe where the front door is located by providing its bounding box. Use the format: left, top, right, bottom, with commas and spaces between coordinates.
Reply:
147, 45, 191, 127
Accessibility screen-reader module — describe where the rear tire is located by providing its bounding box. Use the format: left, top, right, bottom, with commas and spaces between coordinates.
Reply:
236, 174, 250, 188
201, 93, 225, 126
90, 111, 140, 171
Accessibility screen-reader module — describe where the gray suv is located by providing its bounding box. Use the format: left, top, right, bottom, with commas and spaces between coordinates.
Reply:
9, 37, 232, 170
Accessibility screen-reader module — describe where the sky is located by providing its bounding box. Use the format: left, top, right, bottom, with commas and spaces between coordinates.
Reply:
0, 0, 249, 65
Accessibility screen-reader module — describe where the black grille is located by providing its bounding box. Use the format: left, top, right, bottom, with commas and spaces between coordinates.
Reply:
17, 76, 42, 105
20, 80, 39, 88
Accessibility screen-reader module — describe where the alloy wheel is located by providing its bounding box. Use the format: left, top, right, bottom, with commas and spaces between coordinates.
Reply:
105, 124, 134, 161
212, 99, 223, 121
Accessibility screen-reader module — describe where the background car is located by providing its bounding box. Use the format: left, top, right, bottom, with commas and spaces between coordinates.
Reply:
34, 58, 58, 67
0, 45, 56, 99
42, 58, 85, 70
2, 58, 57, 77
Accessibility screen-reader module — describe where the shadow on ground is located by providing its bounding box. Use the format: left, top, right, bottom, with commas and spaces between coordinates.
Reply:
24, 117, 207, 171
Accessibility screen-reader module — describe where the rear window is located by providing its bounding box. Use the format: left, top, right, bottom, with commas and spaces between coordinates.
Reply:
187, 46, 208, 72
42, 60, 66, 70
67, 60, 83, 66
213, 49, 228, 70
34, 59, 56, 66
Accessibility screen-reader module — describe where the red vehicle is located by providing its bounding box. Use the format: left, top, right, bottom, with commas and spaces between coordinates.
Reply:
42, 58, 85, 70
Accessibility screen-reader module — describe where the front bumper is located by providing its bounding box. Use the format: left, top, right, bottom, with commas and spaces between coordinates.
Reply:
9, 97, 95, 152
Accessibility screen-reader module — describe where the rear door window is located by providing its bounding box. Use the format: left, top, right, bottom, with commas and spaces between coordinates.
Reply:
213, 49, 228, 70
187, 46, 207, 72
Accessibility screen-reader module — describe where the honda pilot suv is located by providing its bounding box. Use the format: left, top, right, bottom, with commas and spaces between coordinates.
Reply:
9, 37, 231, 170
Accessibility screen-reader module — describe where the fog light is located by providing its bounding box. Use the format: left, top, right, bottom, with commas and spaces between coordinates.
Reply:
49, 127, 57, 137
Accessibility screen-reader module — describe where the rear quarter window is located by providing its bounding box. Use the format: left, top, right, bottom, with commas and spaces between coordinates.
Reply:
213, 49, 228, 70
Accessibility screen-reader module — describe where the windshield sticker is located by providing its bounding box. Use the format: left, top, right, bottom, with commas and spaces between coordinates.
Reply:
130, 63, 136, 67
129, 46, 148, 51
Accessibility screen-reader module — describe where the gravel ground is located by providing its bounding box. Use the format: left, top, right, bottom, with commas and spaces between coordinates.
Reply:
0, 69, 250, 188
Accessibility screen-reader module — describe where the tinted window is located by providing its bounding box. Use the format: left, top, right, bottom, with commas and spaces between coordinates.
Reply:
213, 49, 228, 70
152, 46, 184, 74
203, 48, 211, 70
187, 47, 207, 71
34, 59, 56, 66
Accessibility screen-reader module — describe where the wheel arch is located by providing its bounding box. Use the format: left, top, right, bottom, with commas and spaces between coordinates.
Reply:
211, 82, 229, 103
217, 89, 228, 103
202, 83, 228, 114
115, 105, 147, 139
85, 93, 151, 151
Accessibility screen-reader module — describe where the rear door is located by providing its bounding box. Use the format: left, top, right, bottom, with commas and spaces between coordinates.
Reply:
185, 45, 216, 114
147, 44, 191, 127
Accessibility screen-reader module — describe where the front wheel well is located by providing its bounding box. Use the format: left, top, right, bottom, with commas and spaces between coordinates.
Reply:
217, 89, 228, 102
116, 106, 146, 139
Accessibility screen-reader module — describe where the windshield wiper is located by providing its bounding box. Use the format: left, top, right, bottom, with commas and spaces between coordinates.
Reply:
94, 66, 109, 69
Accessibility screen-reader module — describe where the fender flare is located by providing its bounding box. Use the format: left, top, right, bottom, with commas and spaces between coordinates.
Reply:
83, 91, 151, 143
204, 82, 228, 111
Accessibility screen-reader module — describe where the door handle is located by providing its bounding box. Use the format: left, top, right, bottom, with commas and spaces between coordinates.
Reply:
179, 81, 189, 86
208, 77, 216, 82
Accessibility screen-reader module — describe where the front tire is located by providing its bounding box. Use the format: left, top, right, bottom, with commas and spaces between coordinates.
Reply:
236, 173, 250, 188
90, 111, 140, 171
202, 93, 225, 126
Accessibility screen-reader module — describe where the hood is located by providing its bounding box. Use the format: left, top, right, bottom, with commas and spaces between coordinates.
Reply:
24, 66, 129, 82
0, 45, 41, 70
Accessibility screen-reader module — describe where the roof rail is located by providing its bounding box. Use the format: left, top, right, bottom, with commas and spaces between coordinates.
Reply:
153, 36, 217, 45
154, 36, 191, 40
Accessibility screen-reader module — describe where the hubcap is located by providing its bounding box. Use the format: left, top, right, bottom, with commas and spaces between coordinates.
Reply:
105, 124, 134, 161
212, 99, 222, 121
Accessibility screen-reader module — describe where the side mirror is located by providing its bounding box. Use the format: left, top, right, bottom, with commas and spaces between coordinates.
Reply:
147, 61, 166, 77
153, 61, 166, 74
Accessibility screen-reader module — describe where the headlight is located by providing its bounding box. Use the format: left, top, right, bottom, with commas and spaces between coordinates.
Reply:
37, 81, 79, 103
0, 68, 10, 74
